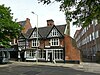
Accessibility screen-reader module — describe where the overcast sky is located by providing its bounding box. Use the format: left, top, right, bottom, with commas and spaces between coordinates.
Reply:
0, 0, 79, 37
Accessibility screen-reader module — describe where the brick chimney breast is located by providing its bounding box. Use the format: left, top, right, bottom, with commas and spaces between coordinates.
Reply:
47, 19, 54, 26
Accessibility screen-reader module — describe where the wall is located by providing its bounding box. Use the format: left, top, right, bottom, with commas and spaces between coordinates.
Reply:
64, 35, 81, 61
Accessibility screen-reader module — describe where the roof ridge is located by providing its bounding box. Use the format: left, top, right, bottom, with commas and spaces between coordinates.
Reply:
38, 24, 66, 28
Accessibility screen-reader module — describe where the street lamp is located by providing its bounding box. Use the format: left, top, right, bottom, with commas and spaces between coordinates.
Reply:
32, 12, 38, 63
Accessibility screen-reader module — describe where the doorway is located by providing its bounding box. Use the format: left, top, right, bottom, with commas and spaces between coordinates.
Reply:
48, 52, 52, 62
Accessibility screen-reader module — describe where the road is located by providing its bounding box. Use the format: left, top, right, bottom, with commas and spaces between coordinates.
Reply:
0, 61, 99, 75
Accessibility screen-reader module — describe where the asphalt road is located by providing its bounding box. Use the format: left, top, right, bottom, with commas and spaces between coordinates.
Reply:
0, 62, 99, 75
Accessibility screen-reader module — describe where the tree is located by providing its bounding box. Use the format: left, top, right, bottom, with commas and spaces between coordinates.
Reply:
0, 5, 21, 48
38, 0, 100, 27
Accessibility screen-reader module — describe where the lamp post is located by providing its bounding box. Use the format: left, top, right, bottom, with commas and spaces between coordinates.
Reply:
32, 12, 38, 63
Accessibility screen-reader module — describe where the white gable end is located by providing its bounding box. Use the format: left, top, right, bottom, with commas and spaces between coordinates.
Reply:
48, 27, 61, 38
30, 30, 40, 39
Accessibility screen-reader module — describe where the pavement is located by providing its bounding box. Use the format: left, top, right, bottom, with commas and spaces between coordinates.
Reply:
0, 61, 100, 74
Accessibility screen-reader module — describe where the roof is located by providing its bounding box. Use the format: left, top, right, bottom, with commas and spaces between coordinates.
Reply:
18, 21, 26, 27
25, 28, 34, 38
25, 24, 66, 39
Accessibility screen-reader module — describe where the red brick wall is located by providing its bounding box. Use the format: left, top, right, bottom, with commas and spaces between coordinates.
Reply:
39, 40, 45, 49
44, 40, 50, 46
29, 40, 32, 48
60, 39, 64, 47
64, 35, 81, 61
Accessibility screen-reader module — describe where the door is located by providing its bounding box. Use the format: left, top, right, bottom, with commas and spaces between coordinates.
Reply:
48, 52, 52, 62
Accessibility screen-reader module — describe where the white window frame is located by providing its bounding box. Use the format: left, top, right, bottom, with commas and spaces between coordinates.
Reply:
92, 32, 95, 40
32, 40, 39, 47
96, 31, 99, 38
26, 51, 35, 58
39, 50, 45, 59
52, 28, 58, 36
89, 34, 92, 41
55, 50, 63, 60
30, 31, 38, 38
49, 28, 59, 37
33, 31, 37, 38
50, 38, 59, 46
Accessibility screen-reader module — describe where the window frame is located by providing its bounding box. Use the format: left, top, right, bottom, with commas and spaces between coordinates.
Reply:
32, 40, 39, 47
50, 38, 59, 46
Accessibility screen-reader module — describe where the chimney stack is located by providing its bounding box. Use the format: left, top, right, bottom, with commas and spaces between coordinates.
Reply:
26, 18, 30, 21
47, 19, 54, 26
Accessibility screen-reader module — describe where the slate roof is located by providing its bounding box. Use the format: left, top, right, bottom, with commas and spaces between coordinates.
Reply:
25, 24, 66, 39
25, 28, 34, 38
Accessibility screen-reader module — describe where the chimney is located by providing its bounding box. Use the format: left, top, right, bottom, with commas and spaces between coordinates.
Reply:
26, 18, 30, 21
47, 19, 54, 26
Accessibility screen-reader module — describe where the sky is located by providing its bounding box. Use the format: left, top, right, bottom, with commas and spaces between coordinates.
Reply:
0, 0, 80, 37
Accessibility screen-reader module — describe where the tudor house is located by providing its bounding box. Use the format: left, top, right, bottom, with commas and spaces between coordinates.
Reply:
18, 19, 80, 63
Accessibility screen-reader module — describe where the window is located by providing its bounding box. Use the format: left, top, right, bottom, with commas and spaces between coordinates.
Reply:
33, 32, 37, 37
52, 28, 58, 36
26, 51, 35, 58
49, 28, 59, 37
39, 50, 46, 58
30, 31, 38, 38
92, 32, 95, 40
50, 38, 59, 46
55, 50, 63, 60
32, 40, 39, 47
96, 31, 99, 38
89, 34, 92, 41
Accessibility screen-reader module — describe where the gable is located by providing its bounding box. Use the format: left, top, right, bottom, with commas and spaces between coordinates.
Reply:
19, 33, 25, 39
47, 27, 62, 38
18, 34, 26, 41
29, 29, 41, 39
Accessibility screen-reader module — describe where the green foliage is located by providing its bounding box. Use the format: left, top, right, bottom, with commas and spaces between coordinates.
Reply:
38, 0, 100, 27
0, 4, 22, 48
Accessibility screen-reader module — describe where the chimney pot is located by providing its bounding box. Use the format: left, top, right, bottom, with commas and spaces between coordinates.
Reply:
47, 19, 54, 26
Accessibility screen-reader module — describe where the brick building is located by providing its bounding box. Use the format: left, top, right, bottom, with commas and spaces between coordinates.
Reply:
74, 20, 100, 61
18, 19, 80, 63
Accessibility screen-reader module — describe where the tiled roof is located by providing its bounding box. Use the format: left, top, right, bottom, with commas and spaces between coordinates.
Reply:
25, 24, 66, 39
25, 28, 34, 38
56, 24, 66, 35
38, 26, 53, 38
